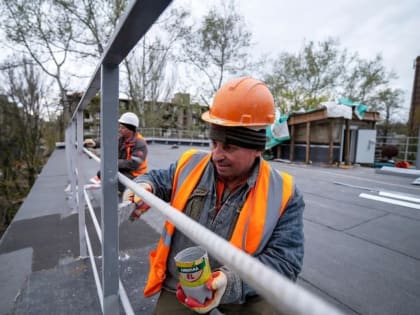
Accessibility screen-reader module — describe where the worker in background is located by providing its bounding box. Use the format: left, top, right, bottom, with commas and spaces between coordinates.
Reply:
84, 112, 148, 193
124, 77, 305, 314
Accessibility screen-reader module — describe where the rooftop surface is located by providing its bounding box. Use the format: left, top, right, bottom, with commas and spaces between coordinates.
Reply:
0, 144, 419, 315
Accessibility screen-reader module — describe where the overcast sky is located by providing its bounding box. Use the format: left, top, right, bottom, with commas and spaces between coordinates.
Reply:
174, 0, 420, 118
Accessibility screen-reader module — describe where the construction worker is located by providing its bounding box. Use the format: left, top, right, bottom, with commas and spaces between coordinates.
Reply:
125, 77, 304, 314
85, 112, 148, 192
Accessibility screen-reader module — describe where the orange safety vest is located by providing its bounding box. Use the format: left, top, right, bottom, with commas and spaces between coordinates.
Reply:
127, 132, 148, 177
143, 149, 293, 296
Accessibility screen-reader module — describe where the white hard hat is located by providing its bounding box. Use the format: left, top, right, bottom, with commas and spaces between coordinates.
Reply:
118, 112, 139, 128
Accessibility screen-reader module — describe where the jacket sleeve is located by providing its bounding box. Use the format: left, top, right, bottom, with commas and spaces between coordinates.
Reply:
133, 161, 177, 202
220, 186, 305, 304
118, 138, 148, 172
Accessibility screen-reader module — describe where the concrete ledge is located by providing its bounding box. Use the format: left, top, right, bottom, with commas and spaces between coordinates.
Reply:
376, 166, 420, 177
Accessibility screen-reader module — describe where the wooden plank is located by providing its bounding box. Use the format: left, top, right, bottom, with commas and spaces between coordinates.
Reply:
290, 125, 295, 162
329, 120, 334, 164
288, 108, 328, 125
345, 120, 350, 165
360, 111, 380, 121
305, 122, 310, 164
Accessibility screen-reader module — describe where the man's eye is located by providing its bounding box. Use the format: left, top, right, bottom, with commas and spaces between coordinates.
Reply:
223, 144, 237, 152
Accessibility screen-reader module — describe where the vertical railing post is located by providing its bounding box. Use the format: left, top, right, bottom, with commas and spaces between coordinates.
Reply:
65, 127, 72, 204
404, 136, 409, 161
76, 111, 87, 257
65, 127, 72, 187
101, 64, 120, 315
66, 124, 77, 208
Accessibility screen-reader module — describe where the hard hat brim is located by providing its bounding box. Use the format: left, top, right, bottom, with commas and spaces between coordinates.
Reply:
201, 111, 271, 127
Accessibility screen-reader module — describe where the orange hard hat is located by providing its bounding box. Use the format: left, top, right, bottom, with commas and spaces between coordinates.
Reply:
201, 77, 275, 127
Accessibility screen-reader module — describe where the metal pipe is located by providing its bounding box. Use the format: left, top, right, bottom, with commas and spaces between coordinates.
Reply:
85, 227, 104, 312
100, 64, 120, 315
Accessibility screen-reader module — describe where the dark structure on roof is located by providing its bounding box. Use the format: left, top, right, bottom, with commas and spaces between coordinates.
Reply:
408, 56, 420, 137
273, 105, 380, 165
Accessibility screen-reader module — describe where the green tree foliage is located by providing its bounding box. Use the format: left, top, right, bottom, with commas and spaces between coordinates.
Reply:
341, 55, 399, 107
2, 59, 48, 186
0, 60, 51, 234
0, 97, 27, 235
265, 39, 346, 112
180, 0, 252, 101
380, 122, 409, 136
372, 87, 404, 137
264, 38, 404, 125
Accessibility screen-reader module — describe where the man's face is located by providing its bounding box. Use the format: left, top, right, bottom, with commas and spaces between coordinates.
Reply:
118, 124, 132, 139
210, 140, 262, 182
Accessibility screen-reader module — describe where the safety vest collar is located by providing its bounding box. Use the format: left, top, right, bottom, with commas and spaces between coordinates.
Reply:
170, 151, 292, 255
143, 150, 293, 297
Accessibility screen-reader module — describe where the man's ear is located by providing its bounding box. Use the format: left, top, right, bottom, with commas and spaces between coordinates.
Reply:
255, 150, 263, 157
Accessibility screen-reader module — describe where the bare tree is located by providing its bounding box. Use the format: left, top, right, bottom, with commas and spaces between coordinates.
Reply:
0, 59, 53, 233
123, 7, 190, 127
179, 0, 252, 103
0, 58, 53, 233
55, 1, 190, 129
1, 0, 75, 139
56, 0, 129, 58
124, 38, 171, 127
2, 58, 51, 186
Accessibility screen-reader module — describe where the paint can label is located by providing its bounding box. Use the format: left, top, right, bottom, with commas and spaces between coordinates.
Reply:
175, 246, 212, 287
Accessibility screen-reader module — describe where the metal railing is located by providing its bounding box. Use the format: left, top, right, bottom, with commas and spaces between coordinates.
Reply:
65, 1, 174, 314
64, 0, 344, 314
82, 148, 135, 314
138, 128, 420, 168
139, 127, 208, 139
138, 128, 210, 146
375, 135, 419, 166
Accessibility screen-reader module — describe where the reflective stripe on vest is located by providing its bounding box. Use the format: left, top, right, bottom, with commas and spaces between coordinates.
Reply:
230, 165, 293, 253
144, 150, 206, 296
143, 149, 293, 296
127, 132, 147, 177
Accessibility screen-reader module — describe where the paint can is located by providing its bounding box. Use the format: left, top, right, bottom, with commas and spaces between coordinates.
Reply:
174, 246, 213, 303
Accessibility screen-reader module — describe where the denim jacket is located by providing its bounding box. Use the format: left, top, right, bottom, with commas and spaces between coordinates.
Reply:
135, 155, 304, 304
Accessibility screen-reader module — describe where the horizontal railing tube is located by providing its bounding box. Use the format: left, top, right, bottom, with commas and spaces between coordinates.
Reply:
118, 173, 344, 315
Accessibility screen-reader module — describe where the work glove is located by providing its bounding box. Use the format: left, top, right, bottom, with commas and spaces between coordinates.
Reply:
176, 271, 227, 314
122, 183, 152, 221
83, 138, 96, 147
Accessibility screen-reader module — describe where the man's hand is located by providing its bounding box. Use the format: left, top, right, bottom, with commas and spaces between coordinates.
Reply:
176, 271, 227, 314
122, 183, 152, 221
